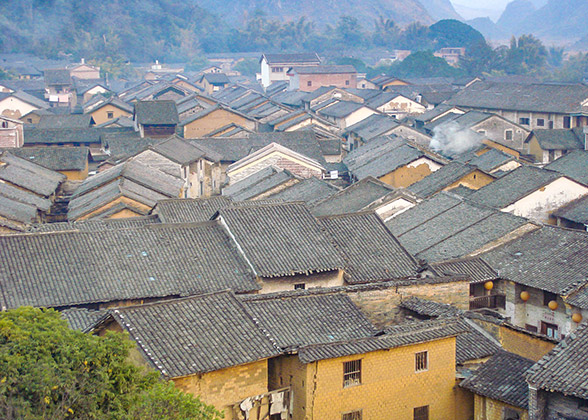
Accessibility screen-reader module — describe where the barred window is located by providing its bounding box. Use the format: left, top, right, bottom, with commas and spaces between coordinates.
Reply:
415, 351, 428, 372
414, 405, 429, 420
342, 410, 362, 420
343, 360, 361, 388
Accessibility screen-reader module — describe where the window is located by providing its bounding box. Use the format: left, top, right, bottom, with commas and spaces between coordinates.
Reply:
525, 323, 538, 333
345, 80, 350, 86
415, 351, 428, 372
343, 360, 361, 388
540, 321, 559, 339
564, 116, 571, 129
519, 117, 530, 125
362, 83, 366, 88
271, 67, 284, 73
414, 405, 429, 420
294, 283, 305, 290
107, 111, 114, 119
0, 121, 7, 128
477, 130, 486, 135
537, 118, 545, 127
503, 407, 521, 420
27, 118, 33, 123
548, 120, 554, 129
307, 81, 312, 87
342, 410, 362, 420
505, 130, 513, 141
543, 291, 558, 306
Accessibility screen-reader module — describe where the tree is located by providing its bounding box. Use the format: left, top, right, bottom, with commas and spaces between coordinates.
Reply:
234, 58, 258, 77
0, 307, 222, 420
335, 16, 364, 47
391, 50, 464, 78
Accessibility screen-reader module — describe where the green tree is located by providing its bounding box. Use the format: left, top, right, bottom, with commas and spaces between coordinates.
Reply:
0, 307, 222, 420
234, 58, 258, 77
372, 16, 397, 47
392, 50, 463, 78
335, 16, 364, 47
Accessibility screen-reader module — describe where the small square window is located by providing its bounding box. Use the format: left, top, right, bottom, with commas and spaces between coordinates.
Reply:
342, 410, 362, 420
519, 117, 530, 125
505, 129, 513, 141
414, 405, 429, 420
543, 291, 557, 306
345, 80, 350, 86
343, 360, 361, 388
307, 81, 312, 87
294, 283, 305, 290
537, 118, 545, 127
415, 351, 428, 372
107, 111, 114, 119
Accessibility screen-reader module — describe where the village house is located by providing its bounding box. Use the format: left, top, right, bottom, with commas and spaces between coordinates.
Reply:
552, 195, 588, 231
314, 100, 377, 130
524, 127, 587, 163
526, 323, 588, 420
545, 149, 588, 186
67, 60, 101, 80
460, 351, 535, 420
83, 95, 134, 125
0, 151, 66, 233
44, 68, 75, 107
132, 136, 224, 197
264, 176, 340, 206
197, 73, 230, 95
225, 142, 326, 184
73, 78, 110, 105
260, 52, 321, 89
287, 65, 357, 92
133, 100, 179, 138
468, 166, 588, 224
407, 161, 495, 199
344, 135, 446, 188
365, 91, 427, 119
0, 90, 48, 119
67, 159, 184, 220
434, 47, 466, 66
223, 167, 307, 201
445, 81, 588, 131
180, 104, 257, 138
0, 115, 24, 148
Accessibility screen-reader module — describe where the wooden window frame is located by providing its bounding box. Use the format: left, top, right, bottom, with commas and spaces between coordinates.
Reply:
342, 410, 362, 420
343, 359, 361, 388
415, 351, 428, 372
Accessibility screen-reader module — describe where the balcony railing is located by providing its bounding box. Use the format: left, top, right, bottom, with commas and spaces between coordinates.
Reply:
469, 294, 506, 310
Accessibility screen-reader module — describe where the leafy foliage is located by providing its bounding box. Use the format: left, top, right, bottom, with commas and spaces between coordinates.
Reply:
0, 307, 222, 420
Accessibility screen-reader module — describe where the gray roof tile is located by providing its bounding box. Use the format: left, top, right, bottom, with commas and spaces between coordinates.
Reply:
545, 150, 588, 185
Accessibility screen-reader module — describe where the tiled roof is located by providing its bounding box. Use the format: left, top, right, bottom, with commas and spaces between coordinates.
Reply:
0, 222, 259, 309
430, 257, 498, 283
202, 73, 230, 84
218, 202, 344, 278
344, 136, 425, 180
44, 68, 71, 85
134, 100, 179, 125
109, 291, 280, 377
298, 319, 467, 363
464, 148, 514, 172
149, 136, 221, 164
317, 101, 365, 118
263, 53, 321, 65
400, 296, 463, 318
460, 351, 535, 408
61, 308, 108, 332
311, 177, 395, 217
0, 151, 65, 197
0, 194, 39, 225
28, 215, 160, 232
545, 150, 588, 185
344, 114, 399, 142
241, 293, 376, 350
24, 127, 102, 145
455, 320, 502, 364
290, 65, 356, 74
386, 192, 532, 263
6, 146, 89, 171
468, 166, 564, 209
553, 195, 588, 225
37, 114, 94, 129
482, 225, 588, 299
530, 128, 584, 151
407, 162, 481, 198
526, 323, 588, 399
153, 196, 233, 223
223, 166, 298, 201
100, 131, 161, 160
266, 177, 339, 205
445, 81, 588, 114
319, 212, 420, 283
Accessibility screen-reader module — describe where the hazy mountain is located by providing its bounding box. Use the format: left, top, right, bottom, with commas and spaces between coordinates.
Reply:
467, 17, 508, 40
194, 0, 434, 27
419, 0, 463, 21
496, 0, 536, 35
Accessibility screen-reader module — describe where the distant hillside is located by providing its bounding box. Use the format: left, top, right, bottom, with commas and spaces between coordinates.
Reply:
467, 17, 508, 41
496, 0, 536, 35
497, 0, 588, 41
194, 0, 434, 27
419, 0, 463, 21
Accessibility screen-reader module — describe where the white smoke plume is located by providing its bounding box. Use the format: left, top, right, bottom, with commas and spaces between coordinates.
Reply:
430, 121, 483, 157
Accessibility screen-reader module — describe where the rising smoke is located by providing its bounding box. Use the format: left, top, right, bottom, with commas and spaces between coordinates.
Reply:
429, 122, 483, 157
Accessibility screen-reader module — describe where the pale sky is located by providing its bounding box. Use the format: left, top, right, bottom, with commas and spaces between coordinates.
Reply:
450, 0, 512, 21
